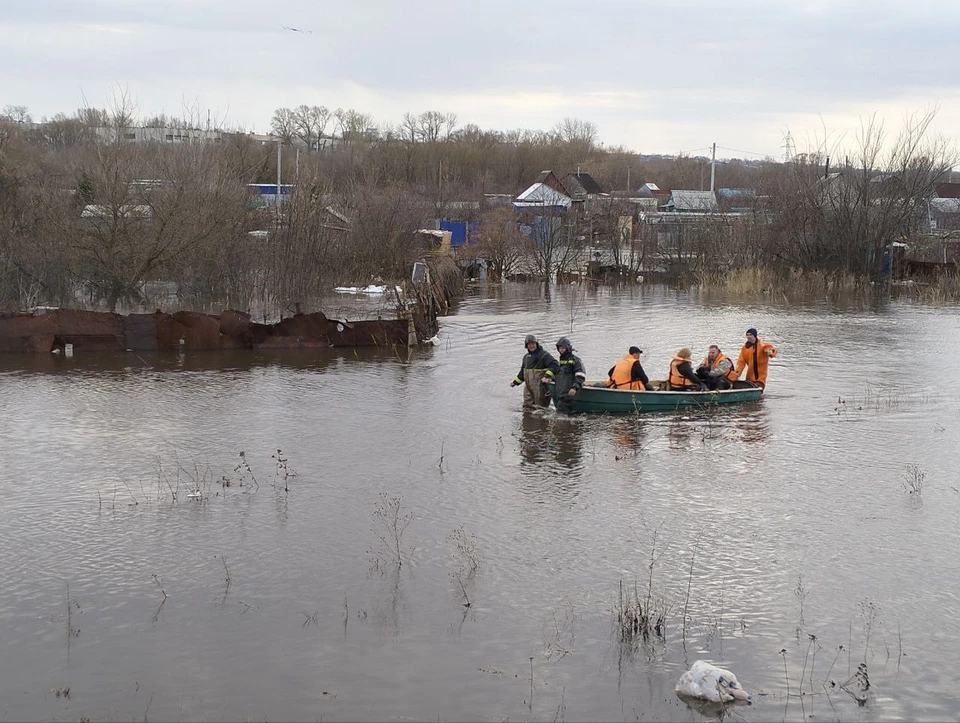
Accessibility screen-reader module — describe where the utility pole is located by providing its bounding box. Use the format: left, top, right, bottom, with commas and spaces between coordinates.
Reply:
626, 166, 631, 191
710, 142, 716, 193
276, 140, 282, 227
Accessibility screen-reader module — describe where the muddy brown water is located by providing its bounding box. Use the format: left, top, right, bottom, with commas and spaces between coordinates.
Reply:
1, 284, 959, 722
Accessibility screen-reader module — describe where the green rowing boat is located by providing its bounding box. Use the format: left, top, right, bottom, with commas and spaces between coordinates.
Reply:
549, 381, 763, 414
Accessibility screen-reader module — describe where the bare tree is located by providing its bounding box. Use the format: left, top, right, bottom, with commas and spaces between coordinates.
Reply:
334, 108, 374, 143
766, 109, 956, 275
1, 105, 32, 123
61, 143, 250, 310
554, 117, 597, 148
35, 114, 95, 148
270, 107, 297, 145
293, 105, 332, 150
465, 206, 532, 280
76, 107, 110, 128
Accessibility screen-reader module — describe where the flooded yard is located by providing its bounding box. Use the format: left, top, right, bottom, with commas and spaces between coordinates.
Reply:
1, 283, 959, 722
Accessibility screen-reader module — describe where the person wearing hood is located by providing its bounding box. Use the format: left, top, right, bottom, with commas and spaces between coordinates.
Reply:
733, 328, 778, 389
511, 334, 559, 407
668, 348, 705, 391
545, 336, 586, 414
606, 346, 654, 391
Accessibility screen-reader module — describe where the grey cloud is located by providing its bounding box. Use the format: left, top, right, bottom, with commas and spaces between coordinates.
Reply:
3, 0, 960, 151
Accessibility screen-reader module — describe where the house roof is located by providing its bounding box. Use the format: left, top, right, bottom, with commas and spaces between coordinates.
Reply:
80, 204, 152, 219
562, 172, 603, 197
930, 198, 960, 213
936, 182, 960, 199
636, 183, 671, 202
717, 188, 756, 200
531, 170, 569, 196
666, 190, 719, 212
514, 182, 572, 209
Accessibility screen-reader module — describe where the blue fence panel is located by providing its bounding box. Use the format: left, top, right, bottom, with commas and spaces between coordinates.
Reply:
440, 220, 467, 247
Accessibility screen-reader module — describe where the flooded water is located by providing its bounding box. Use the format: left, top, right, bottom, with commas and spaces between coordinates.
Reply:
2, 284, 960, 722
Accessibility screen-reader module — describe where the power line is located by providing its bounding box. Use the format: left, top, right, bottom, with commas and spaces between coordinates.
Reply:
715, 145, 773, 159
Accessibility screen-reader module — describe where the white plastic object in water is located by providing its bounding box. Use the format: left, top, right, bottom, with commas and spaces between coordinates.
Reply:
64, 344, 74, 358
675, 660, 751, 703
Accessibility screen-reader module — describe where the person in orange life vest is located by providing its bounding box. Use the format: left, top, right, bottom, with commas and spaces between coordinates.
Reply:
606, 346, 654, 391
734, 328, 778, 389
668, 348, 705, 391
696, 344, 737, 390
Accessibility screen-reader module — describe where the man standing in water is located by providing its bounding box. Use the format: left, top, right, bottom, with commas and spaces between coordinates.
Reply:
510, 334, 559, 408
734, 328, 778, 390
546, 337, 585, 414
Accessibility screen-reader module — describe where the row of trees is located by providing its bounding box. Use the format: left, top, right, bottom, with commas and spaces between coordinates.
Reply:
0, 99, 955, 314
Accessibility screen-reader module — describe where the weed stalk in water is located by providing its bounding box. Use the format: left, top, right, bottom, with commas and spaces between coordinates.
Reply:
234, 451, 259, 490
902, 464, 925, 494
681, 531, 703, 642
271, 448, 297, 493
780, 648, 789, 697
795, 574, 808, 629
370, 494, 414, 570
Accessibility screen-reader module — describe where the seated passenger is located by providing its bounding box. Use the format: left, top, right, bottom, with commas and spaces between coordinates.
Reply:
668, 348, 705, 391
606, 345, 655, 391
696, 344, 737, 390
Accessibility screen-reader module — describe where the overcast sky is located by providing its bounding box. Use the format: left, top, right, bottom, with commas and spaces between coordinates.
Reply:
4, 0, 960, 159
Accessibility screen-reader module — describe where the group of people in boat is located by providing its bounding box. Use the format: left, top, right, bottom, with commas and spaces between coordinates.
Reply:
510, 328, 777, 411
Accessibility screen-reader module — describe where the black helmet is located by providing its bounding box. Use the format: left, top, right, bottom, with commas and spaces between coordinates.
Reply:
556, 336, 573, 351
524, 334, 538, 346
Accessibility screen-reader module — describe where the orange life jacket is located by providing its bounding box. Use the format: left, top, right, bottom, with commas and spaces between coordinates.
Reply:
735, 341, 777, 384
700, 351, 738, 382
668, 356, 697, 389
607, 355, 643, 390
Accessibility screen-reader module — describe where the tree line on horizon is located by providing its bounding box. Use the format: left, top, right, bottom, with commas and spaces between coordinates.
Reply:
0, 98, 956, 314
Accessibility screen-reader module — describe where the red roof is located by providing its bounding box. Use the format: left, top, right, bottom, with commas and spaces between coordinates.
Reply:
936, 182, 960, 199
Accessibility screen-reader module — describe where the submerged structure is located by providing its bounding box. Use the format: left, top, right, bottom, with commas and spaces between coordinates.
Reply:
0, 308, 416, 353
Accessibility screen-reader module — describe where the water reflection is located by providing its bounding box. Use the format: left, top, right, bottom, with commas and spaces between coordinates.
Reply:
0, 347, 414, 376
517, 412, 584, 473
676, 693, 752, 721
611, 417, 650, 456
662, 404, 770, 451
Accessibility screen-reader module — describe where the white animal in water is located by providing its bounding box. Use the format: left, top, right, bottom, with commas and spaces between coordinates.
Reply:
676, 660, 751, 703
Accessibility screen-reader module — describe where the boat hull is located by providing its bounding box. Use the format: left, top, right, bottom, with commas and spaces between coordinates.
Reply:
553, 382, 762, 414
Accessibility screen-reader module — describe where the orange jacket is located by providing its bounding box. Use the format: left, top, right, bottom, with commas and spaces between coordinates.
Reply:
700, 351, 738, 382
734, 340, 777, 384
607, 355, 644, 390
668, 356, 698, 389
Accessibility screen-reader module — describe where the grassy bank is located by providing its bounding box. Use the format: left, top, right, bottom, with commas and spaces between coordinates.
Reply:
697, 266, 960, 304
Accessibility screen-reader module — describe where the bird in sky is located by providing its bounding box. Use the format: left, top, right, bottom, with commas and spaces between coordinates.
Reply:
282, 25, 313, 34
